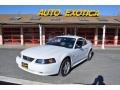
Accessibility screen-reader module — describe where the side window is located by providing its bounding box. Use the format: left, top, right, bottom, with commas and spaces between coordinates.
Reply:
75, 38, 87, 48
75, 38, 83, 48
76, 40, 83, 46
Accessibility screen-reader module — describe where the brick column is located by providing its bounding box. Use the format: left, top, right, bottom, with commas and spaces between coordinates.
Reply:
101, 25, 106, 49
42, 26, 45, 45
20, 25, 24, 45
0, 25, 3, 45
39, 24, 42, 45
74, 26, 77, 35
114, 27, 119, 46
64, 27, 67, 35
94, 28, 98, 46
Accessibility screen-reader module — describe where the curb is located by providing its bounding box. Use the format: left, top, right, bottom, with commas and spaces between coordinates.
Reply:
0, 76, 49, 85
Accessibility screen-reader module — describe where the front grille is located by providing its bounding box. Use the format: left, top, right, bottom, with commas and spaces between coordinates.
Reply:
23, 55, 34, 62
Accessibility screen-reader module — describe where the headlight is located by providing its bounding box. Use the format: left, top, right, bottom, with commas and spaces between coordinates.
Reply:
35, 58, 56, 64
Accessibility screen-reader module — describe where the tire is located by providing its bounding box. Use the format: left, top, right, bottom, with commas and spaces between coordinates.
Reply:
59, 58, 71, 77
87, 49, 93, 61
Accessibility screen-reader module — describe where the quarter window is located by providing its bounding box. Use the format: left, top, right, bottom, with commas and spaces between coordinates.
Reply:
83, 39, 87, 46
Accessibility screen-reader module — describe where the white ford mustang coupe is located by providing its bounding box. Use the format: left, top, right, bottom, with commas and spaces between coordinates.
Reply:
16, 35, 93, 76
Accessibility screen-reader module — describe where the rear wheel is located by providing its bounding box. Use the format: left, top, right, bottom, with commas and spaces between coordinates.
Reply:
59, 58, 71, 77
87, 49, 93, 61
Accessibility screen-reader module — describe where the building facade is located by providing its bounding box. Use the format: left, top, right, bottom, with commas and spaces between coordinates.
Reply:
0, 14, 120, 48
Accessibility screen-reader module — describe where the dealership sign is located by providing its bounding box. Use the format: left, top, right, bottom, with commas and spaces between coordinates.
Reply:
38, 9, 100, 17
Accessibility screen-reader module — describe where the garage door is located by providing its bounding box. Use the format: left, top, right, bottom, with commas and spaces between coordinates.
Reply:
45, 28, 64, 42
2, 28, 21, 45
77, 28, 95, 44
23, 27, 40, 45
98, 28, 115, 46
118, 29, 120, 45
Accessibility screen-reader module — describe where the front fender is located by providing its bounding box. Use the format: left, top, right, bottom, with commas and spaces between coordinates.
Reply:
56, 52, 72, 66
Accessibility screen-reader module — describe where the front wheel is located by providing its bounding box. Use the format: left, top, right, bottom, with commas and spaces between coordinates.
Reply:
59, 59, 71, 77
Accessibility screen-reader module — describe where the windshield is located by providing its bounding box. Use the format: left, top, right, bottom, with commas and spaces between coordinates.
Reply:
46, 37, 76, 48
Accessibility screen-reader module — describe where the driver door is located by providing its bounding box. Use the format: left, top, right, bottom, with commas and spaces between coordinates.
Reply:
72, 38, 86, 65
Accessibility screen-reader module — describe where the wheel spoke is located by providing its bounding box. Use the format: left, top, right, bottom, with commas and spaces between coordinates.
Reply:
89, 52, 92, 58
63, 62, 70, 74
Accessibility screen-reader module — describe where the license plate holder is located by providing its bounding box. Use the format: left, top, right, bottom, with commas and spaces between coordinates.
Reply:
21, 62, 28, 69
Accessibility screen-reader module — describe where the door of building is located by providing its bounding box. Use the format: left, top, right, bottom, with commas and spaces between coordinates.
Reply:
45, 28, 64, 42
67, 27, 75, 35
23, 27, 40, 45
2, 27, 21, 45
98, 28, 115, 46
76, 28, 95, 44
118, 29, 120, 45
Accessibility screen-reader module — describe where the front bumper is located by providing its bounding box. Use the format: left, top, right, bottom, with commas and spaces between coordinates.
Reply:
16, 56, 59, 76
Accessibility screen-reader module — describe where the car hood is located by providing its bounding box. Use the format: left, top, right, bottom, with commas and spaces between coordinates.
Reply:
21, 45, 71, 59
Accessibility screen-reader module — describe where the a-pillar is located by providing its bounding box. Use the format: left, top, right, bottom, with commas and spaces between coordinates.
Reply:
39, 24, 42, 45
20, 25, 24, 45
114, 27, 119, 46
94, 27, 98, 46
101, 25, 106, 49
0, 25, 3, 45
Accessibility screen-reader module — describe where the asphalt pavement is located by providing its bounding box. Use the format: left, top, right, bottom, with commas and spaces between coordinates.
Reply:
0, 48, 120, 85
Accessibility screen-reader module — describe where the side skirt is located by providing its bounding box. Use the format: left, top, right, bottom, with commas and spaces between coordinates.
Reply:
72, 57, 88, 68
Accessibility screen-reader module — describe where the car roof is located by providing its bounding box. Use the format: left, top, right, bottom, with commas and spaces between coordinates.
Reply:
57, 35, 83, 39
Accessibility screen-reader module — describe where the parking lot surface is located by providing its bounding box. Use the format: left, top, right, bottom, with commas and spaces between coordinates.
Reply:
0, 48, 120, 85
